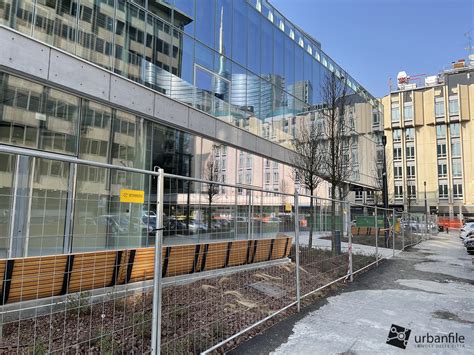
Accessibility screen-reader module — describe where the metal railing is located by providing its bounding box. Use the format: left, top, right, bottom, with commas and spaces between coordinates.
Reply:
0, 145, 432, 354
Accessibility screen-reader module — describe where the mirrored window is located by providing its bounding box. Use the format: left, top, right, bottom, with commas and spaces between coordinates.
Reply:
0, 72, 79, 155
232, 0, 247, 66
195, 0, 215, 48
173, 0, 195, 35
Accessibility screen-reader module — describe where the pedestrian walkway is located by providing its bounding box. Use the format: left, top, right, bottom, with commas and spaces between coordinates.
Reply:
166, 230, 399, 259
231, 232, 474, 354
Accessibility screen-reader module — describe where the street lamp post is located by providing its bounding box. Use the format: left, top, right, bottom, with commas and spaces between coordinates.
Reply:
382, 135, 389, 247
424, 181, 428, 238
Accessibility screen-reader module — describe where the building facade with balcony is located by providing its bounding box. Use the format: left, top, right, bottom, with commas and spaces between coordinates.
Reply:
381, 60, 474, 218
0, 0, 381, 258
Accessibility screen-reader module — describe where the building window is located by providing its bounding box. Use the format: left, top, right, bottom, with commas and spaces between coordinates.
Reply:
405, 146, 415, 160
437, 143, 447, 157
450, 123, 460, 137
405, 128, 414, 141
453, 183, 463, 198
448, 96, 459, 116
245, 171, 252, 184
367, 190, 374, 200
393, 147, 402, 160
394, 185, 403, 199
407, 185, 416, 199
435, 98, 444, 117
372, 111, 380, 125
391, 104, 400, 123
403, 102, 413, 121
406, 165, 415, 179
265, 172, 270, 184
437, 163, 447, 177
452, 160, 462, 177
393, 129, 401, 142
451, 141, 461, 157
436, 125, 446, 138
246, 155, 252, 169
438, 184, 448, 199
220, 175, 226, 193
355, 190, 363, 201
394, 165, 403, 179
273, 171, 279, 182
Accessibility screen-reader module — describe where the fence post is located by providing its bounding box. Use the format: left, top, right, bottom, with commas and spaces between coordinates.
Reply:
294, 189, 301, 312
392, 208, 396, 256
247, 190, 252, 240
234, 186, 238, 240
319, 200, 323, 232
401, 211, 405, 250
375, 206, 378, 266
151, 168, 164, 355
347, 202, 353, 282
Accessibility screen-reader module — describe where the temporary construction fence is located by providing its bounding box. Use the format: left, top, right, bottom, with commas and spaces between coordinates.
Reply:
0, 145, 435, 354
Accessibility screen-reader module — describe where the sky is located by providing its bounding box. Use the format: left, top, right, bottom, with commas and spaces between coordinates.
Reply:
270, 0, 474, 98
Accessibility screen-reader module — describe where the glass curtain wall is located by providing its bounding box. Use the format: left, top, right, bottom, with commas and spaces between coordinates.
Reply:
0, 0, 379, 166
0, 70, 310, 257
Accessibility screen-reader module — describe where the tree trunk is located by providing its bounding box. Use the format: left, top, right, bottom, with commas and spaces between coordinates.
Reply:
309, 193, 314, 249
208, 197, 212, 234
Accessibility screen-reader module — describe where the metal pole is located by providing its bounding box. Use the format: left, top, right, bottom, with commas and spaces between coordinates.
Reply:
392, 208, 396, 256
314, 197, 318, 237
347, 202, 353, 282
234, 186, 238, 240
151, 168, 164, 355
319, 199, 322, 232
247, 190, 252, 240
375, 206, 378, 266
401, 210, 405, 250
381, 135, 390, 247
294, 189, 301, 312
424, 181, 428, 240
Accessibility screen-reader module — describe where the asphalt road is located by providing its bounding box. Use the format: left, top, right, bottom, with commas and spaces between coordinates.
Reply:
231, 232, 473, 354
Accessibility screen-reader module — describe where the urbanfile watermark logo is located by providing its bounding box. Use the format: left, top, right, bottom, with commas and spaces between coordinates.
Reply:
385, 324, 466, 350
386, 324, 411, 349
413, 332, 465, 349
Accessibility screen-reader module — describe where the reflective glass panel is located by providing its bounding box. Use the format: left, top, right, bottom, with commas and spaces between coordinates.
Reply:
195, 0, 215, 48
232, 0, 247, 66
0, 72, 79, 155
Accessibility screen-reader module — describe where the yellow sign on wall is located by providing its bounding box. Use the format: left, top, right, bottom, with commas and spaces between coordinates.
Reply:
285, 203, 292, 212
120, 189, 145, 204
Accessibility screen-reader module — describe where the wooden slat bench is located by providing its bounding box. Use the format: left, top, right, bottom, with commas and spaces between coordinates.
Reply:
0, 236, 292, 305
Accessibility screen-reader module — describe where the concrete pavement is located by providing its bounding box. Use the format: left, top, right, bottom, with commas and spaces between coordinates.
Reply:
231, 232, 473, 354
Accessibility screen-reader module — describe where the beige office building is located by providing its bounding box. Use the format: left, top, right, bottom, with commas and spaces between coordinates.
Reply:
381, 59, 474, 218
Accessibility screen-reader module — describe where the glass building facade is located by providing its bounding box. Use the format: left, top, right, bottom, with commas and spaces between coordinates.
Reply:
0, 0, 382, 257
0, 0, 380, 143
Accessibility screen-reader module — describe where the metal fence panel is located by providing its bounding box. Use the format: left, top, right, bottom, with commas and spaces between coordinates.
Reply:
0, 146, 431, 354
